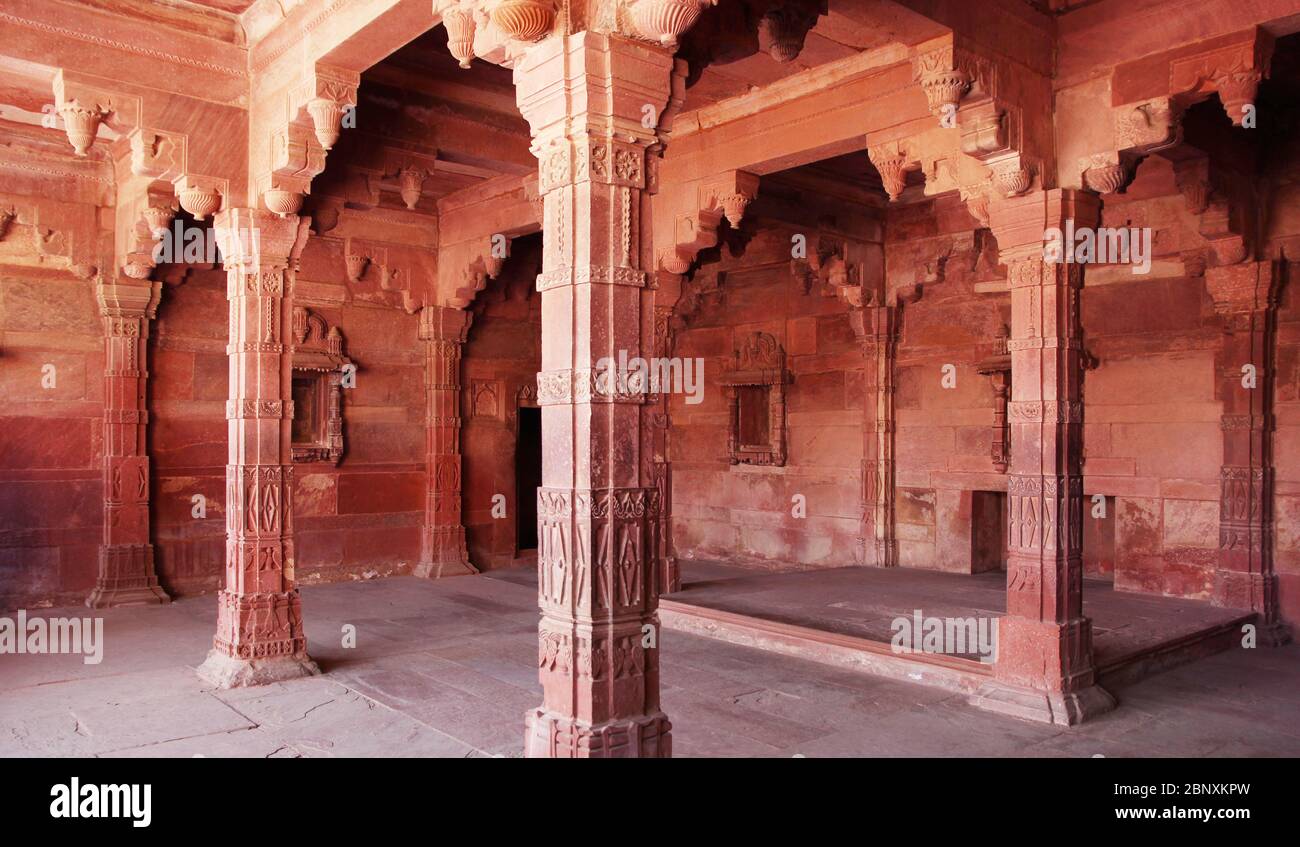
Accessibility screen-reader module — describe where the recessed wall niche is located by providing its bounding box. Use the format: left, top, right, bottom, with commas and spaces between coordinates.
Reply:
290, 307, 351, 465
720, 331, 792, 466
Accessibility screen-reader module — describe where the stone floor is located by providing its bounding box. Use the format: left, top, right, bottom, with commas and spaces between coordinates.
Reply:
666, 560, 1250, 666
1, 570, 1297, 757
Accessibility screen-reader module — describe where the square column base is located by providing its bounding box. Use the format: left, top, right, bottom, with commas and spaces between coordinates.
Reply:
412, 557, 478, 579
86, 583, 171, 609
1258, 620, 1292, 647
524, 708, 672, 758
196, 649, 320, 689
968, 679, 1116, 726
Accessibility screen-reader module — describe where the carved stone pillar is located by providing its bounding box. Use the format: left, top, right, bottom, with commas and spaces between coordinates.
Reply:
851, 305, 899, 567
1207, 261, 1288, 644
197, 208, 318, 689
971, 189, 1114, 725
516, 33, 677, 758
414, 305, 476, 579
89, 280, 171, 608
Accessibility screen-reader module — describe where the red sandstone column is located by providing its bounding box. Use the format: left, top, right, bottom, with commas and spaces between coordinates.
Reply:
971, 189, 1114, 724
414, 305, 476, 578
516, 33, 675, 757
197, 208, 319, 688
852, 304, 899, 568
89, 280, 171, 608
1207, 261, 1288, 644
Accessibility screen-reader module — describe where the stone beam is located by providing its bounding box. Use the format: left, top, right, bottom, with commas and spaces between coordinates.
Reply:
0, 0, 246, 104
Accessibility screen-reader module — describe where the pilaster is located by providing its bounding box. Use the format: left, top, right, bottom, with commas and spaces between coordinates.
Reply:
851, 305, 900, 568
1207, 260, 1288, 644
414, 305, 477, 578
89, 278, 171, 608
969, 189, 1115, 725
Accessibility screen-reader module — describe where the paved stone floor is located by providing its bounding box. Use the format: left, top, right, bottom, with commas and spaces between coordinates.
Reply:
667, 561, 1251, 666
1, 571, 1297, 757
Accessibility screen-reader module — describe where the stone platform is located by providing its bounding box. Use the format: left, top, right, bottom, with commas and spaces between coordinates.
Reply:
662, 561, 1253, 692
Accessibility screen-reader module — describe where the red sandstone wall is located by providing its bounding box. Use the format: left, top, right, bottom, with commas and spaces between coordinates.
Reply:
888, 196, 1009, 573
1081, 158, 1224, 600
461, 237, 542, 569
149, 268, 228, 595
151, 266, 428, 595
670, 224, 865, 568
0, 265, 106, 608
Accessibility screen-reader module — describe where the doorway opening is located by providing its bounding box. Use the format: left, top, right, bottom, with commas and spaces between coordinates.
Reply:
515, 406, 541, 552
971, 490, 1008, 572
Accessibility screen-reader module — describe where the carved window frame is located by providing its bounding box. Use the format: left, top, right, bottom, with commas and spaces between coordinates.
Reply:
290, 307, 351, 466
720, 331, 792, 467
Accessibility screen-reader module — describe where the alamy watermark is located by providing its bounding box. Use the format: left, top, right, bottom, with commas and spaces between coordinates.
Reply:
1043, 218, 1152, 275
151, 219, 261, 266
594, 351, 705, 405
0, 610, 103, 664
891, 609, 998, 663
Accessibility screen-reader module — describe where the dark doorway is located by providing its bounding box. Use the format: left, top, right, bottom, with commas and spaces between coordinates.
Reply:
516, 406, 541, 551
971, 491, 1008, 572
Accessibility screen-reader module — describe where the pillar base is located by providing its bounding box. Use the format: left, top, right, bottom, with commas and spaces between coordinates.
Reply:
196, 649, 320, 690
524, 708, 672, 758
86, 583, 171, 609
88, 545, 171, 608
968, 678, 1116, 726
1257, 619, 1292, 647
412, 556, 479, 579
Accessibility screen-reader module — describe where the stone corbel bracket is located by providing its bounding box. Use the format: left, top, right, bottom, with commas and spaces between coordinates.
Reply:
449, 254, 493, 308
52, 70, 141, 157
120, 185, 179, 281
1169, 28, 1274, 128
910, 35, 1049, 202
1174, 155, 1253, 269
626, 0, 718, 52
659, 169, 759, 273
258, 65, 360, 216
1205, 258, 1279, 318
867, 142, 920, 203
910, 37, 991, 125
381, 149, 440, 210
433, 0, 563, 70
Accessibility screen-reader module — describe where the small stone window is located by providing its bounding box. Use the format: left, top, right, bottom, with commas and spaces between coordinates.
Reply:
290, 307, 351, 465
721, 331, 791, 466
